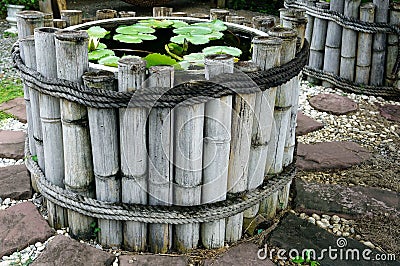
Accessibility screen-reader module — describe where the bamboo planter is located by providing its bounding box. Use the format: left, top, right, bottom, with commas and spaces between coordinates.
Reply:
17, 14, 303, 252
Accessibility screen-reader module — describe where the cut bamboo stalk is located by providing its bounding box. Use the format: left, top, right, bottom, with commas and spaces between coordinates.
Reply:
266, 27, 297, 175
34, 27, 67, 229
252, 16, 276, 32
355, 3, 375, 85
119, 11, 136, 18
83, 71, 121, 248
16, 11, 44, 39
225, 15, 246, 25
307, 2, 330, 84
190, 13, 210, 19
339, 0, 361, 82
96, 9, 117, 20
173, 96, 204, 252
277, 180, 292, 212
60, 10, 82, 26
370, 0, 389, 86
244, 36, 281, 220
39, 0, 52, 14
53, 19, 67, 29
259, 191, 278, 219
147, 66, 174, 254
56, 0, 67, 14
210, 9, 230, 21
153, 7, 173, 17
55, 30, 95, 239
118, 57, 148, 252
43, 13, 54, 27
386, 3, 400, 86
279, 8, 308, 50
322, 0, 344, 88
171, 12, 187, 17
305, 0, 317, 43
201, 54, 233, 249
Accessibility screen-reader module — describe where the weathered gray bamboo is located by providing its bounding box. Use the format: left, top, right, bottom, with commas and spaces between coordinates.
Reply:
244, 36, 282, 220
173, 92, 204, 251
34, 27, 67, 229
55, 30, 95, 238
60, 10, 82, 27
148, 66, 175, 254
119, 11, 136, 18
225, 15, 246, 25
266, 27, 297, 175
305, 0, 317, 42
322, 0, 344, 87
339, 0, 361, 82
307, 2, 330, 84
171, 12, 187, 17
355, 3, 375, 85
370, 0, 389, 86
201, 54, 233, 249
53, 19, 67, 29
83, 71, 122, 248
118, 57, 148, 251
96, 9, 118, 20
210, 9, 230, 21
190, 13, 210, 19
259, 190, 279, 219
279, 8, 308, 50
386, 3, 400, 86
153, 7, 173, 17
276, 179, 292, 211
16, 11, 44, 38
43, 13, 54, 27
39, 0, 52, 14
225, 65, 256, 243
252, 16, 276, 32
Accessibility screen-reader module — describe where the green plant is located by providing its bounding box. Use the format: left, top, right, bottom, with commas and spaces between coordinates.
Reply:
0, 0, 40, 18
90, 221, 101, 240
292, 250, 320, 266
9, 251, 34, 266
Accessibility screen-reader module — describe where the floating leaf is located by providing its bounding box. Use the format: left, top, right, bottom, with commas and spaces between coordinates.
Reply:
138, 19, 174, 28
98, 55, 120, 67
88, 49, 115, 61
202, 46, 242, 56
167, 43, 184, 55
116, 25, 155, 34
183, 52, 205, 62
136, 33, 157, 41
192, 20, 227, 32
291, 256, 305, 264
173, 26, 212, 35
207, 31, 224, 40
143, 53, 177, 68
87, 26, 110, 38
170, 34, 210, 45
178, 60, 190, 70
170, 20, 189, 28
113, 34, 142, 43
97, 43, 107, 50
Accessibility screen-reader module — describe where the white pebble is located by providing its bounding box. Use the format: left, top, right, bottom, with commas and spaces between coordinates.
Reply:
312, 214, 321, 220
316, 220, 327, 229
35, 242, 43, 248
3, 198, 11, 205
308, 217, 316, 224
363, 241, 375, 249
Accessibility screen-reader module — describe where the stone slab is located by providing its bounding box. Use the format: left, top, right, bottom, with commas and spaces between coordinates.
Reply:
266, 213, 399, 265
0, 165, 32, 200
32, 235, 115, 266
296, 141, 371, 171
296, 111, 324, 136
294, 179, 400, 218
120, 254, 188, 266
204, 242, 275, 266
0, 202, 54, 257
378, 104, 400, 123
0, 98, 26, 123
309, 94, 358, 115
0, 130, 25, 160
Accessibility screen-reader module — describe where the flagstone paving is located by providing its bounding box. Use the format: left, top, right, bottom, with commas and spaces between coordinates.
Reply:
0, 98, 26, 123
308, 93, 358, 115
0, 165, 32, 200
0, 130, 25, 160
296, 111, 324, 136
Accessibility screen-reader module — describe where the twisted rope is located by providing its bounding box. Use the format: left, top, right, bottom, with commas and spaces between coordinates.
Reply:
12, 41, 309, 109
25, 139, 295, 224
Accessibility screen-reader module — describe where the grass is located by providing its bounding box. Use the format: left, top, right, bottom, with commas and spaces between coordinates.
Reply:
0, 77, 23, 122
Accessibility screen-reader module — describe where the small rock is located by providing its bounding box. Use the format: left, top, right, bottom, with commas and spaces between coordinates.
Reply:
332, 215, 340, 223
299, 213, 307, 219
56, 230, 64, 235
312, 214, 320, 220
333, 223, 340, 228
333, 228, 339, 234
37, 245, 46, 252
363, 241, 375, 249
308, 217, 316, 224
321, 214, 331, 220
95, 244, 102, 250
341, 218, 349, 224
316, 220, 327, 229
350, 228, 355, 234
3, 198, 11, 205
342, 232, 350, 237
336, 231, 342, 237
35, 242, 43, 248
355, 235, 362, 240
320, 218, 330, 225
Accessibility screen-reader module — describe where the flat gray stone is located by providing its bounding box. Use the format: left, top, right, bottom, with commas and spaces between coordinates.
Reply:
32, 235, 115, 266
119, 254, 188, 266
0, 165, 32, 200
297, 141, 371, 171
0, 98, 26, 123
0, 130, 25, 160
0, 202, 54, 257
296, 111, 324, 136
294, 179, 400, 218
378, 104, 400, 123
309, 94, 358, 115
204, 242, 275, 266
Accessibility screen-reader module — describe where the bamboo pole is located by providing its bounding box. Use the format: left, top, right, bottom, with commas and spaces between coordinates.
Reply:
266, 27, 296, 175
43, 13, 54, 27
339, 0, 361, 82
225, 15, 246, 25
34, 27, 67, 229
305, 0, 317, 43
119, 11, 136, 18
259, 190, 278, 219
53, 19, 67, 29
370, 0, 389, 86
355, 3, 375, 85
201, 54, 233, 249
244, 36, 282, 220
147, 66, 174, 254
386, 3, 400, 86
83, 71, 121, 248
210, 9, 230, 21
60, 10, 82, 27
39, 0, 52, 14
118, 57, 148, 252
153, 7, 173, 17
279, 8, 308, 50
190, 13, 210, 19
307, 2, 330, 84
16, 11, 44, 39
322, 0, 344, 87
277, 180, 292, 211
55, 30, 95, 239
252, 16, 276, 32
96, 9, 117, 20
171, 12, 187, 17
173, 94, 204, 252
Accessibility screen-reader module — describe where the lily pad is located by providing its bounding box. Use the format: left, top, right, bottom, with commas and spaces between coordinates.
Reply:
192, 20, 227, 32
113, 34, 142, 43
143, 53, 177, 68
138, 19, 174, 28
170, 20, 189, 28
183, 52, 205, 62
202, 46, 242, 57
207, 31, 224, 40
88, 49, 115, 61
116, 25, 155, 34
98, 55, 120, 67
173, 26, 212, 35
87, 26, 109, 38
170, 34, 210, 45
97, 43, 107, 50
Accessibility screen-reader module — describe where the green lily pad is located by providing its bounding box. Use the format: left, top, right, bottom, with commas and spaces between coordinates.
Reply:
113, 34, 142, 43
136, 33, 157, 41
192, 20, 227, 32
170, 20, 189, 28
87, 26, 109, 38
183, 52, 205, 62
88, 49, 115, 61
202, 46, 242, 56
170, 34, 210, 45
143, 53, 177, 68
173, 26, 212, 35
98, 55, 120, 67
206, 31, 224, 40
97, 43, 107, 50
138, 19, 174, 28
116, 25, 155, 34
